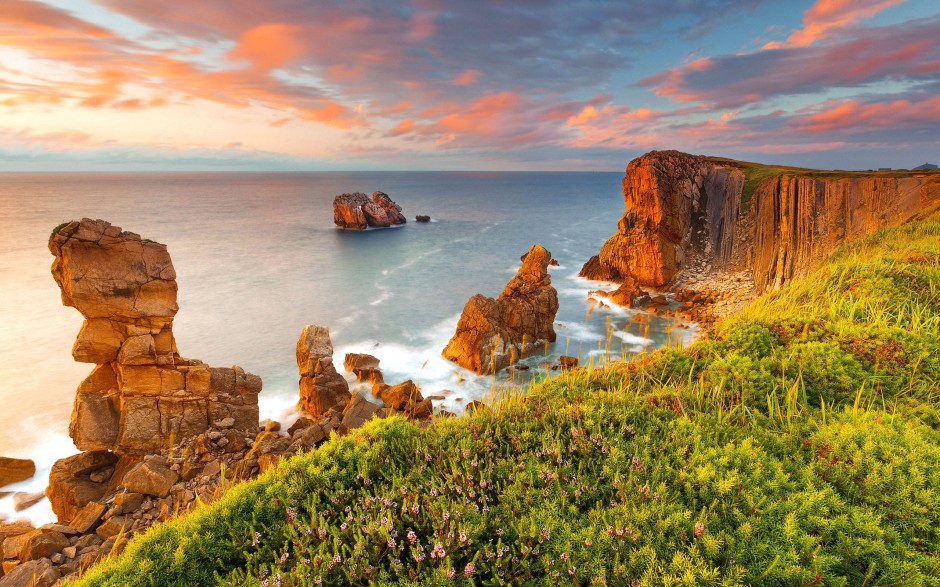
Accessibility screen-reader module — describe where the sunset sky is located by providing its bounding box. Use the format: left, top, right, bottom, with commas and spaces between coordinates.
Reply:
1, 0, 938, 171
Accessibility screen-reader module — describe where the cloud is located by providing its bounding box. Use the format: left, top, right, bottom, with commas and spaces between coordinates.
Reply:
641, 16, 940, 108
764, 0, 904, 48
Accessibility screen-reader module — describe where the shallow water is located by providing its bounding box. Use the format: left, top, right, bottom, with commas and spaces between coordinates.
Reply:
0, 171, 695, 523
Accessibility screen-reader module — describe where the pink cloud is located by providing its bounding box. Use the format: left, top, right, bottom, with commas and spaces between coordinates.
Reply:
765, 0, 904, 48
790, 95, 940, 133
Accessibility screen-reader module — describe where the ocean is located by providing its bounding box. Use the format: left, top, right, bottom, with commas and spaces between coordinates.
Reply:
0, 171, 695, 523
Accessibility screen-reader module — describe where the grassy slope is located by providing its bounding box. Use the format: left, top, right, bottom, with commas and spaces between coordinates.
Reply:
74, 207, 940, 586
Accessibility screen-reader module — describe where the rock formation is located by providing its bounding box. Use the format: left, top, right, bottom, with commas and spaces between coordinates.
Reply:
343, 353, 383, 384
442, 245, 559, 374
0, 458, 35, 489
581, 151, 940, 311
49, 219, 261, 455
333, 192, 407, 229
296, 325, 351, 418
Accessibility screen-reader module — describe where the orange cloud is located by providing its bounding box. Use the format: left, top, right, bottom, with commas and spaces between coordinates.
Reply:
228, 24, 305, 72
793, 95, 940, 133
453, 69, 482, 85
764, 0, 904, 48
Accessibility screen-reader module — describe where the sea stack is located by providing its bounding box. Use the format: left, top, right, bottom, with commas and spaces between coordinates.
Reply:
48, 219, 261, 455
296, 325, 351, 417
442, 244, 558, 374
333, 191, 407, 229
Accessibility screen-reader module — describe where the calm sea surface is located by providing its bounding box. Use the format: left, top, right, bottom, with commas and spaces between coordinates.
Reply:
0, 171, 694, 522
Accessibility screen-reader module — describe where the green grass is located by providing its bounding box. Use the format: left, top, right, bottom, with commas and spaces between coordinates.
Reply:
73, 207, 940, 586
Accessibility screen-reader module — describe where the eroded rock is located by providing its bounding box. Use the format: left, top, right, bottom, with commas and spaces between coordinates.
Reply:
49, 219, 261, 455
442, 244, 559, 374
297, 325, 351, 418
0, 459, 35, 490
333, 192, 407, 229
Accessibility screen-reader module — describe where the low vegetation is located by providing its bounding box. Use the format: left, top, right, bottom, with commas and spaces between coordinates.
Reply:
73, 207, 940, 586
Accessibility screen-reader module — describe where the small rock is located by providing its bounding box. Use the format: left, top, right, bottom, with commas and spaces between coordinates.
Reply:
559, 356, 579, 370
113, 492, 144, 513
415, 215, 431, 222
19, 530, 69, 562
95, 516, 128, 540
286, 417, 314, 436
264, 421, 281, 432
62, 545, 77, 559
213, 417, 236, 429
12, 492, 44, 512
0, 458, 35, 489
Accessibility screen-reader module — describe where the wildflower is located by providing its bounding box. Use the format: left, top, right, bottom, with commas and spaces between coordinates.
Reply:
459, 530, 468, 543
407, 529, 417, 544
694, 522, 705, 538
464, 563, 475, 577
251, 532, 261, 546
340, 522, 347, 531
279, 552, 289, 564
387, 537, 397, 548
446, 568, 456, 578
430, 543, 446, 559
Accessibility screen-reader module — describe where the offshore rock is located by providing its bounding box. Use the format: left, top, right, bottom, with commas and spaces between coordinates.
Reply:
333, 192, 407, 229
297, 325, 351, 418
49, 219, 261, 455
443, 244, 559, 374
372, 192, 407, 225
581, 150, 940, 310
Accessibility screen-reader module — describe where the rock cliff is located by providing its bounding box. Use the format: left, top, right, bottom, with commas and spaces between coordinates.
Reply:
49, 218, 261, 455
296, 325, 351, 418
333, 191, 407, 229
442, 244, 558, 374
581, 150, 940, 299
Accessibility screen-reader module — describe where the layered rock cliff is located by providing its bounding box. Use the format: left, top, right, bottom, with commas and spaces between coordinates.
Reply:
443, 244, 558, 374
582, 150, 940, 296
49, 219, 261, 455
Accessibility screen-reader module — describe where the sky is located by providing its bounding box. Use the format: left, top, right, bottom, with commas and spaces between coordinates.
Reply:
0, 0, 938, 171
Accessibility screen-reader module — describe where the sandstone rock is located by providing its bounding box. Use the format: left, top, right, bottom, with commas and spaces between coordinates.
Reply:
49, 219, 261, 455
0, 522, 33, 545
17, 531, 68, 562
69, 502, 106, 534
333, 192, 407, 229
286, 417, 314, 436
415, 215, 431, 222
341, 394, 381, 430
0, 459, 35, 489
11, 493, 43, 512
442, 244, 559, 374
372, 192, 407, 225
46, 451, 117, 523
559, 356, 579, 370
581, 150, 940, 298
94, 516, 128, 540
343, 353, 380, 373
373, 380, 425, 415
113, 492, 143, 513
296, 325, 351, 418
333, 193, 370, 229
120, 457, 178, 498
0, 557, 60, 587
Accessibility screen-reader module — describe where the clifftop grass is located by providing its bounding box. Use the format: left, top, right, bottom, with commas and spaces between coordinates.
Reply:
73, 207, 940, 586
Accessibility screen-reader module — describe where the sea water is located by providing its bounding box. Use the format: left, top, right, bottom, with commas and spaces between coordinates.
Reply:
0, 171, 695, 522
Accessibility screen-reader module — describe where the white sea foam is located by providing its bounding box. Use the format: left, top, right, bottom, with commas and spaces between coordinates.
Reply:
0, 426, 75, 526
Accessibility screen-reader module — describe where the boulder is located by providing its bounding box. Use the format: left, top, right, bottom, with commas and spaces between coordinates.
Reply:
69, 502, 106, 534
46, 451, 117, 523
415, 215, 431, 222
559, 356, 579, 370
373, 380, 425, 415
49, 219, 261, 455
341, 394, 382, 430
120, 457, 178, 498
296, 326, 351, 418
442, 244, 559, 374
0, 522, 33, 545
343, 353, 380, 373
0, 459, 35, 489
17, 531, 68, 562
0, 557, 60, 587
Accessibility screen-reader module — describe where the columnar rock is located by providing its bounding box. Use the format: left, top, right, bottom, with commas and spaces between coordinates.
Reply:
49, 219, 261, 455
442, 244, 559, 374
297, 325, 351, 418
581, 150, 940, 294
333, 191, 407, 229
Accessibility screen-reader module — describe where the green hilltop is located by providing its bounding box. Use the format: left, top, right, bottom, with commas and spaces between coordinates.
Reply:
73, 205, 940, 586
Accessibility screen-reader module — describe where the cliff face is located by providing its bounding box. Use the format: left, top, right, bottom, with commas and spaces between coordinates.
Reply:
582, 150, 940, 294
